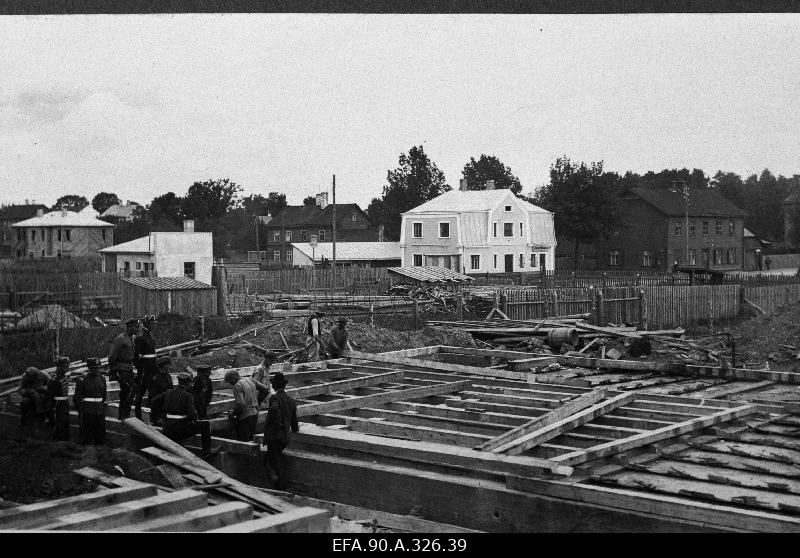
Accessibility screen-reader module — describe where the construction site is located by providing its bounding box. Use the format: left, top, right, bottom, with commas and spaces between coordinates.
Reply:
2, 265, 800, 534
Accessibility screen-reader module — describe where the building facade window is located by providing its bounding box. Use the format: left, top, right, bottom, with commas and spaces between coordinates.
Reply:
493, 254, 497, 268
689, 221, 695, 236
727, 248, 736, 264
413, 253, 423, 266
351, 213, 357, 222
519, 223, 523, 237
302, 230, 307, 241
642, 251, 653, 267
184, 262, 195, 279
519, 253, 524, 268
31, 230, 35, 241
503, 223, 513, 237
136, 262, 141, 270
412, 222, 422, 238
674, 223, 682, 236
689, 249, 697, 266
102, 229, 106, 241
530, 253, 537, 268
713, 249, 723, 265
729, 221, 735, 236
609, 249, 621, 266
493, 223, 498, 237
285, 250, 292, 262
702, 221, 709, 235
504, 205, 512, 212
65, 229, 71, 242
319, 230, 325, 241
716, 220, 722, 235
57, 229, 61, 241
438, 222, 450, 238
273, 231, 280, 242
285, 231, 292, 242
470, 255, 480, 270
273, 250, 281, 261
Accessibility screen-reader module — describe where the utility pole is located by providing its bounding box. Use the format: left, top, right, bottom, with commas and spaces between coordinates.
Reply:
332, 174, 337, 269
682, 181, 689, 268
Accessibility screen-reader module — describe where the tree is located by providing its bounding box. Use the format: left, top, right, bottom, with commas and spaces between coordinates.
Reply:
91, 192, 121, 214
532, 156, 623, 270
303, 195, 317, 206
180, 178, 242, 222
148, 192, 184, 229
52, 194, 89, 212
264, 192, 287, 216
710, 171, 746, 210
461, 155, 522, 194
367, 145, 450, 240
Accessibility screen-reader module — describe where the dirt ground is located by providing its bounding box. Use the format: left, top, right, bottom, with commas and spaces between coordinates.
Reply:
722, 300, 800, 371
0, 434, 163, 506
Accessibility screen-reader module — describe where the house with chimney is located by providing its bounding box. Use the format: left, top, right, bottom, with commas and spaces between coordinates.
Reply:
258, 192, 382, 265
98, 219, 213, 284
400, 180, 557, 273
11, 207, 114, 260
100, 202, 141, 223
0, 201, 49, 259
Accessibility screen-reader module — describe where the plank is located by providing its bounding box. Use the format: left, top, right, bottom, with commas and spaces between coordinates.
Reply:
556, 355, 686, 373
40, 489, 208, 530
343, 350, 529, 380
704, 380, 777, 400
552, 404, 759, 466
133, 501, 254, 532
208, 507, 331, 533
476, 389, 607, 452
297, 380, 471, 417
292, 423, 573, 478
0, 485, 157, 529
288, 371, 403, 399
685, 365, 800, 385
501, 392, 637, 456
344, 417, 490, 447
438, 345, 546, 360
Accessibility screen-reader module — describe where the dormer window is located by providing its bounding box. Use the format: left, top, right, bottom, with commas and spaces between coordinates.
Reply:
351, 213, 357, 222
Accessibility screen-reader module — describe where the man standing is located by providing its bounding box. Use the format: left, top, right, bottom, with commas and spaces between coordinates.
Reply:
306, 310, 325, 361
18, 366, 50, 426
147, 355, 174, 421
133, 315, 158, 420
224, 370, 268, 442
326, 317, 353, 359
190, 364, 215, 456
252, 351, 276, 386
73, 358, 107, 445
150, 372, 212, 457
109, 318, 138, 420
263, 372, 299, 490
46, 356, 72, 441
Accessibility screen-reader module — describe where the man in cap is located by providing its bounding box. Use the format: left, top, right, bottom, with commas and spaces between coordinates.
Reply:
73, 358, 107, 445
147, 355, 174, 422
109, 318, 139, 420
306, 310, 325, 361
191, 364, 214, 420
224, 370, 268, 442
133, 315, 158, 420
326, 317, 353, 359
150, 372, 213, 457
18, 366, 50, 426
45, 356, 72, 441
263, 372, 299, 490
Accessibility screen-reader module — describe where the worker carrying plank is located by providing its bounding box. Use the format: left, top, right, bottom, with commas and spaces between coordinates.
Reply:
109, 318, 139, 420
73, 358, 107, 445
133, 315, 158, 420
325, 317, 353, 359
45, 356, 72, 441
150, 372, 213, 459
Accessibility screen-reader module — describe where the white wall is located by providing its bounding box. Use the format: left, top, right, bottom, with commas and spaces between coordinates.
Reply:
114, 253, 154, 273
292, 247, 314, 266
152, 232, 213, 284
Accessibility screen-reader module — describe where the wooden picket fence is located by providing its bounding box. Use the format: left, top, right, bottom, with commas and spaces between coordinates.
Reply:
236, 267, 391, 295
644, 285, 741, 330
743, 283, 800, 315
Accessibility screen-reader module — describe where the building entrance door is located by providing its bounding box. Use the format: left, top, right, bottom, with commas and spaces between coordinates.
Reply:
504, 254, 514, 272
701, 248, 710, 269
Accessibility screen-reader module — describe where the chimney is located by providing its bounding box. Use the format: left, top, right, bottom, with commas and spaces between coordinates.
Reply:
378, 224, 385, 242
36, 208, 44, 217
183, 219, 195, 233
25, 199, 29, 205
459, 178, 468, 191
315, 192, 329, 209
61, 206, 67, 217
485, 180, 495, 190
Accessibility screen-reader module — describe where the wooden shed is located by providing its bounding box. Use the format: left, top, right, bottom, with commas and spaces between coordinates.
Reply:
121, 276, 217, 319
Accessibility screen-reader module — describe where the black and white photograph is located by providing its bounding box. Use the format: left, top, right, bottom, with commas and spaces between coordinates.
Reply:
1, 9, 799, 538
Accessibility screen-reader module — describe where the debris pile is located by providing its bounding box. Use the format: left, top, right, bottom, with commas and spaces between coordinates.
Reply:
385, 284, 465, 311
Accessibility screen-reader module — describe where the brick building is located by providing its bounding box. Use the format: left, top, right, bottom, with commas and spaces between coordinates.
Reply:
258, 193, 380, 265
591, 187, 747, 272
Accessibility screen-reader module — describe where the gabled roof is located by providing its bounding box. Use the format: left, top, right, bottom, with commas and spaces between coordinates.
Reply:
292, 241, 401, 262
122, 276, 214, 290
101, 204, 140, 219
79, 206, 99, 217
387, 266, 474, 283
626, 188, 747, 218
403, 189, 550, 214
99, 236, 153, 254
14, 304, 91, 330
0, 204, 49, 222
11, 209, 115, 228
267, 203, 373, 228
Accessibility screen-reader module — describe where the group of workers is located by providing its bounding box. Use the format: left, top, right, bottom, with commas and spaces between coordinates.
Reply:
15, 309, 357, 490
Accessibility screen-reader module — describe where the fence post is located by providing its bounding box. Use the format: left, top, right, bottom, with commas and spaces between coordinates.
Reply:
708, 298, 714, 334
552, 291, 559, 318
500, 293, 508, 317
199, 315, 205, 338
413, 299, 420, 329
369, 303, 375, 327
493, 291, 499, 313
456, 293, 463, 322
8, 288, 15, 312
601, 273, 607, 289
589, 286, 597, 325
596, 289, 605, 326
638, 289, 649, 330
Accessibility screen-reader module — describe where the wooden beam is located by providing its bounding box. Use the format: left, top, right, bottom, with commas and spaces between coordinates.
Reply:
297, 380, 471, 417
41, 489, 208, 530
501, 392, 637, 456
684, 365, 800, 384
208, 507, 332, 533
508, 356, 560, 371
438, 345, 544, 360
344, 416, 491, 447
133, 501, 253, 532
288, 371, 403, 399
0, 485, 157, 529
706, 380, 777, 400
343, 350, 529, 380
292, 423, 573, 477
551, 404, 759, 466
476, 389, 607, 452
556, 355, 686, 373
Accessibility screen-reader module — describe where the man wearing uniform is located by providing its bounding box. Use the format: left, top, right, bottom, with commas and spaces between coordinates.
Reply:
150, 373, 213, 458
109, 318, 139, 420
133, 315, 158, 420
306, 310, 325, 361
45, 356, 72, 441
263, 372, 299, 490
18, 366, 50, 425
191, 365, 214, 419
147, 355, 174, 422
224, 370, 268, 442
73, 358, 107, 445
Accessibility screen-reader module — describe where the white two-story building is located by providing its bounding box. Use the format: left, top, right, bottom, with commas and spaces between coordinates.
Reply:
400, 181, 556, 274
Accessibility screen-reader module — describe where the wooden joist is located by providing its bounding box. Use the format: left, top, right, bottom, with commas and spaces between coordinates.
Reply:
297, 380, 471, 417
288, 371, 404, 399
476, 389, 607, 452
208, 507, 332, 533
551, 404, 759, 466
343, 350, 529, 381
556, 355, 686, 374
131, 501, 254, 532
684, 365, 800, 385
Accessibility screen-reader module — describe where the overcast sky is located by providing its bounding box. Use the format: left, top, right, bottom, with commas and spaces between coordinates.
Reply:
1, 14, 798, 208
